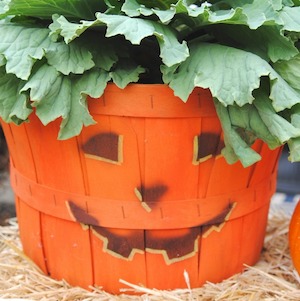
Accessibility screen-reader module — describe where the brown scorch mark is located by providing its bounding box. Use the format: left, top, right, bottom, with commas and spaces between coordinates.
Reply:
193, 132, 224, 163
92, 226, 145, 259
66, 201, 99, 226
65, 200, 236, 262
82, 132, 123, 164
134, 184, 168, 211
202, 202, 237, 238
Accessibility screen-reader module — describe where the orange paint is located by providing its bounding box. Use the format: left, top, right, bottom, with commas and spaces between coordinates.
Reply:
0, 84, 281, 294
289, 201, 300, 274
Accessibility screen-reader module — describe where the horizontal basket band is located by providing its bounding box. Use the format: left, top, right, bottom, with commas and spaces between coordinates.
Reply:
87, 84, 217, 118
10, 165, 277, 230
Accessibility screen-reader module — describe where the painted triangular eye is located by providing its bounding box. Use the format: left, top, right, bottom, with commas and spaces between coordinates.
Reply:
82, 132, 123, 165
193, 133, 224, 164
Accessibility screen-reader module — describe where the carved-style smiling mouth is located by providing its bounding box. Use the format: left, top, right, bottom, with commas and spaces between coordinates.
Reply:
65, 198, 236, 262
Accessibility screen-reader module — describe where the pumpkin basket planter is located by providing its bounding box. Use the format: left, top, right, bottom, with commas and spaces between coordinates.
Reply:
1, 0, 300, 295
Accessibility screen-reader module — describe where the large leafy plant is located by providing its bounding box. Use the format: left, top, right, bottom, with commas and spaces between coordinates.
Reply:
1, 0, 300, 167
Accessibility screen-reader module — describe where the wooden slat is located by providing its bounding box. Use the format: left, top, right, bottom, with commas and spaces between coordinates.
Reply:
16, 198, 48, 274
196, 117, 223, 198
141, 117, 202, 289
80, 115, 145, 201
248, 142, 282, 186
145, 227, 200, 290
81, 115, 148, 292
1, 121, 48, 274
23, 115, 86, 192
143, 118, 200, 202
205, 156, 252, 197
88, 85, 215, 118
198, 216, 244, 285
41, 214, 94, 289
1, 122, 37, 180
91, 226, 147, 294
24, 115, 94, 288
238, 204, 270, 265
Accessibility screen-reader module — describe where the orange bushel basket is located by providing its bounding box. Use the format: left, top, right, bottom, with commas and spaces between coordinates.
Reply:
1, 84, 281, 294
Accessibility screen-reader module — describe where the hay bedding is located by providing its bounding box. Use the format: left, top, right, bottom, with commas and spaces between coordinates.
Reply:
0, 211, 300, 301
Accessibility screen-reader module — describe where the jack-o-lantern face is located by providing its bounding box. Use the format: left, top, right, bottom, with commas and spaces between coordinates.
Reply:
66, 115, 235, 263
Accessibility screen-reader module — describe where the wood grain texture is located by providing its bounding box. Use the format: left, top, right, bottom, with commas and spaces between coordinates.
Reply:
0, 84, 282, 294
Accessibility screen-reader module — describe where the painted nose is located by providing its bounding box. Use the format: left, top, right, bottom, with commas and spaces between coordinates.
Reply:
134, 184, 168, 212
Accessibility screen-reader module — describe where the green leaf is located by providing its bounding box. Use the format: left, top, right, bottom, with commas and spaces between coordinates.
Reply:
0, 0, 9, 15
122, 0, 176, 22
153, 23, 189, 67
21, 64, 60, 103
292, 0, 300, 6
9, 94, 32, 123
274, 53, 300, 91
96, 13, 189, 67
279, 6, 300, 31
122, 0, 141, 16
174, 0, 208, 17
23, 65, 70, 125
212, 87, 286, 166
49, 16, 119, 72
269, 70, 300, 112
73, 69, 111, 99
58, 70, 111, 140
0, 21, 98, 81
172, 0, 284, 34
208, 24, 298, 63
136, 0, 177, 10
96, 13, 155, 44
287, 137, 300, 162
122, 0, 155, 17
20, 63, 111, 138
110, 59, 145, 88
152, 8, 176, 23
241, 0, 283, 29
0, 23, 52, 79
50, 14, 189, 66
163, 42, 269, 104
103, 0, 123, 14
228, 103, 280, 149
287, 104, 300, 161
163, 42, 300, 112
213, 100, 262, 167
0, 54, 5, 66
49, 14, 100, 44
86, 38, 119, 71
291, 105, 300, 127
254, 93, 300, 143
1, 0, 107, 20
0, 67, 30, 123
45, 39, 95, 75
